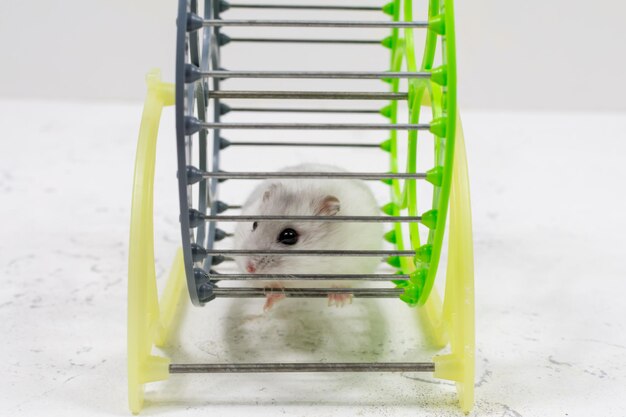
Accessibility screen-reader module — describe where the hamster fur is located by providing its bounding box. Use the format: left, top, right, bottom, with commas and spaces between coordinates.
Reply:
234, 163, 383, 308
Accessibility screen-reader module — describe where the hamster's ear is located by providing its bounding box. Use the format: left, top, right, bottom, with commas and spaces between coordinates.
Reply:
316, 195, 340, 216
262, 183, 281, 203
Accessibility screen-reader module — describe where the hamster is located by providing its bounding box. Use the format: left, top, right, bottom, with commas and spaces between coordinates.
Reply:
234, 163, 383, 310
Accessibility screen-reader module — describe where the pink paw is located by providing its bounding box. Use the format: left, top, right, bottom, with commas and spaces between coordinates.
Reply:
263, 285, 285, 312
327, 291, 353, 308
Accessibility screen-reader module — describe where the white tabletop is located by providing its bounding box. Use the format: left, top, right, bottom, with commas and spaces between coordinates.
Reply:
1, 99, 625, 416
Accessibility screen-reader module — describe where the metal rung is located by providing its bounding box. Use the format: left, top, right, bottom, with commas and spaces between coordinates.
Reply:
226, 141, 380, 148
206, 273, 409, 281
170, 362, 435, 373
227, 37, 381, 44
205, 90, 407, 100
193, 121, 428, 131
207, 257, 404, 266
185, 116, 426, 134
188, 168, 426, 182
190, 211, 422, 226
193, 245, 415, 263
197, 249, 415, 256
187, 67, 430, 81
225, 4, 383, 11
225, 107, 381, 114
213, 287, 406, 297
196, 19, 429, 29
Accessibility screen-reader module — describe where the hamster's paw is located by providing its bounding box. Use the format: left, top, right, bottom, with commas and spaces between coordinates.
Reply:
327, 289, 353, 308
263, 293, 285, 311
263, 284, 285, 312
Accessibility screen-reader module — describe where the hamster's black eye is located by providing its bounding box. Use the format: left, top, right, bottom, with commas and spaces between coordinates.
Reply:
252, 221, 258, 231
277, 228, 298, 245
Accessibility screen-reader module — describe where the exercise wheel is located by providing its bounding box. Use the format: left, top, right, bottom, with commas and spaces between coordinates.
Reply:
128, 0, 474, 413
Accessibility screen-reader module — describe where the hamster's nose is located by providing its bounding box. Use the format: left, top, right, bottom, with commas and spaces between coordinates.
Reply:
246, 261, 256, 273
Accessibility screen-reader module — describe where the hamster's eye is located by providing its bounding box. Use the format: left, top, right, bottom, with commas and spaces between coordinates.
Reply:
252, 221, 258, 231
277, 228, 298, 245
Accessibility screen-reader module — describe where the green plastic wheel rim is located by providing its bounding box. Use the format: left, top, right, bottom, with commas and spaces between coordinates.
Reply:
385, 0, 457, 306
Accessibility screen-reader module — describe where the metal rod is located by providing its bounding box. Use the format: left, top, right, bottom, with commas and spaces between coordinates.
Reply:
201, 19, 429, 28
170, 362, 435, 373
226, 4, 382, 11
198, 70, 430, 79
207, 273, 410, 281
213, 287, 406, 298
198, 214, 422, 223
198, 249, 415, 256
199, 171, 426, 180
199, 122, 427, 130
228, 37, 381, 44
229, 141, 379, 148
207, 257, 401, 265
227, 107, 381, 113
206, 90, 407, 100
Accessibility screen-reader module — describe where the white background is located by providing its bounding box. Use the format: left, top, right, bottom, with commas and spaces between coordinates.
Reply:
1, 0, 626, 111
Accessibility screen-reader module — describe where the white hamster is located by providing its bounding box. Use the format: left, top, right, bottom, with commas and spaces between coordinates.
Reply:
234, 163, 383, 310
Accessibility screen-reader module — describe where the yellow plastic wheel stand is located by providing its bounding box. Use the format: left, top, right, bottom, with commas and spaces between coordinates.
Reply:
127, 69, 474, 414
127, 69, 185, 414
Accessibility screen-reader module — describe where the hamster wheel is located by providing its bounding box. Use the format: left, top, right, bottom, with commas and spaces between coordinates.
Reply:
128, 0, 474, 414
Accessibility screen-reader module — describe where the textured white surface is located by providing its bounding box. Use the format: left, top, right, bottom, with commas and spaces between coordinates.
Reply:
1, 100, 626, 416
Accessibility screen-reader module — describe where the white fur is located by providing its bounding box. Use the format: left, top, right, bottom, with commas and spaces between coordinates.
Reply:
234, 163, 383, 289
